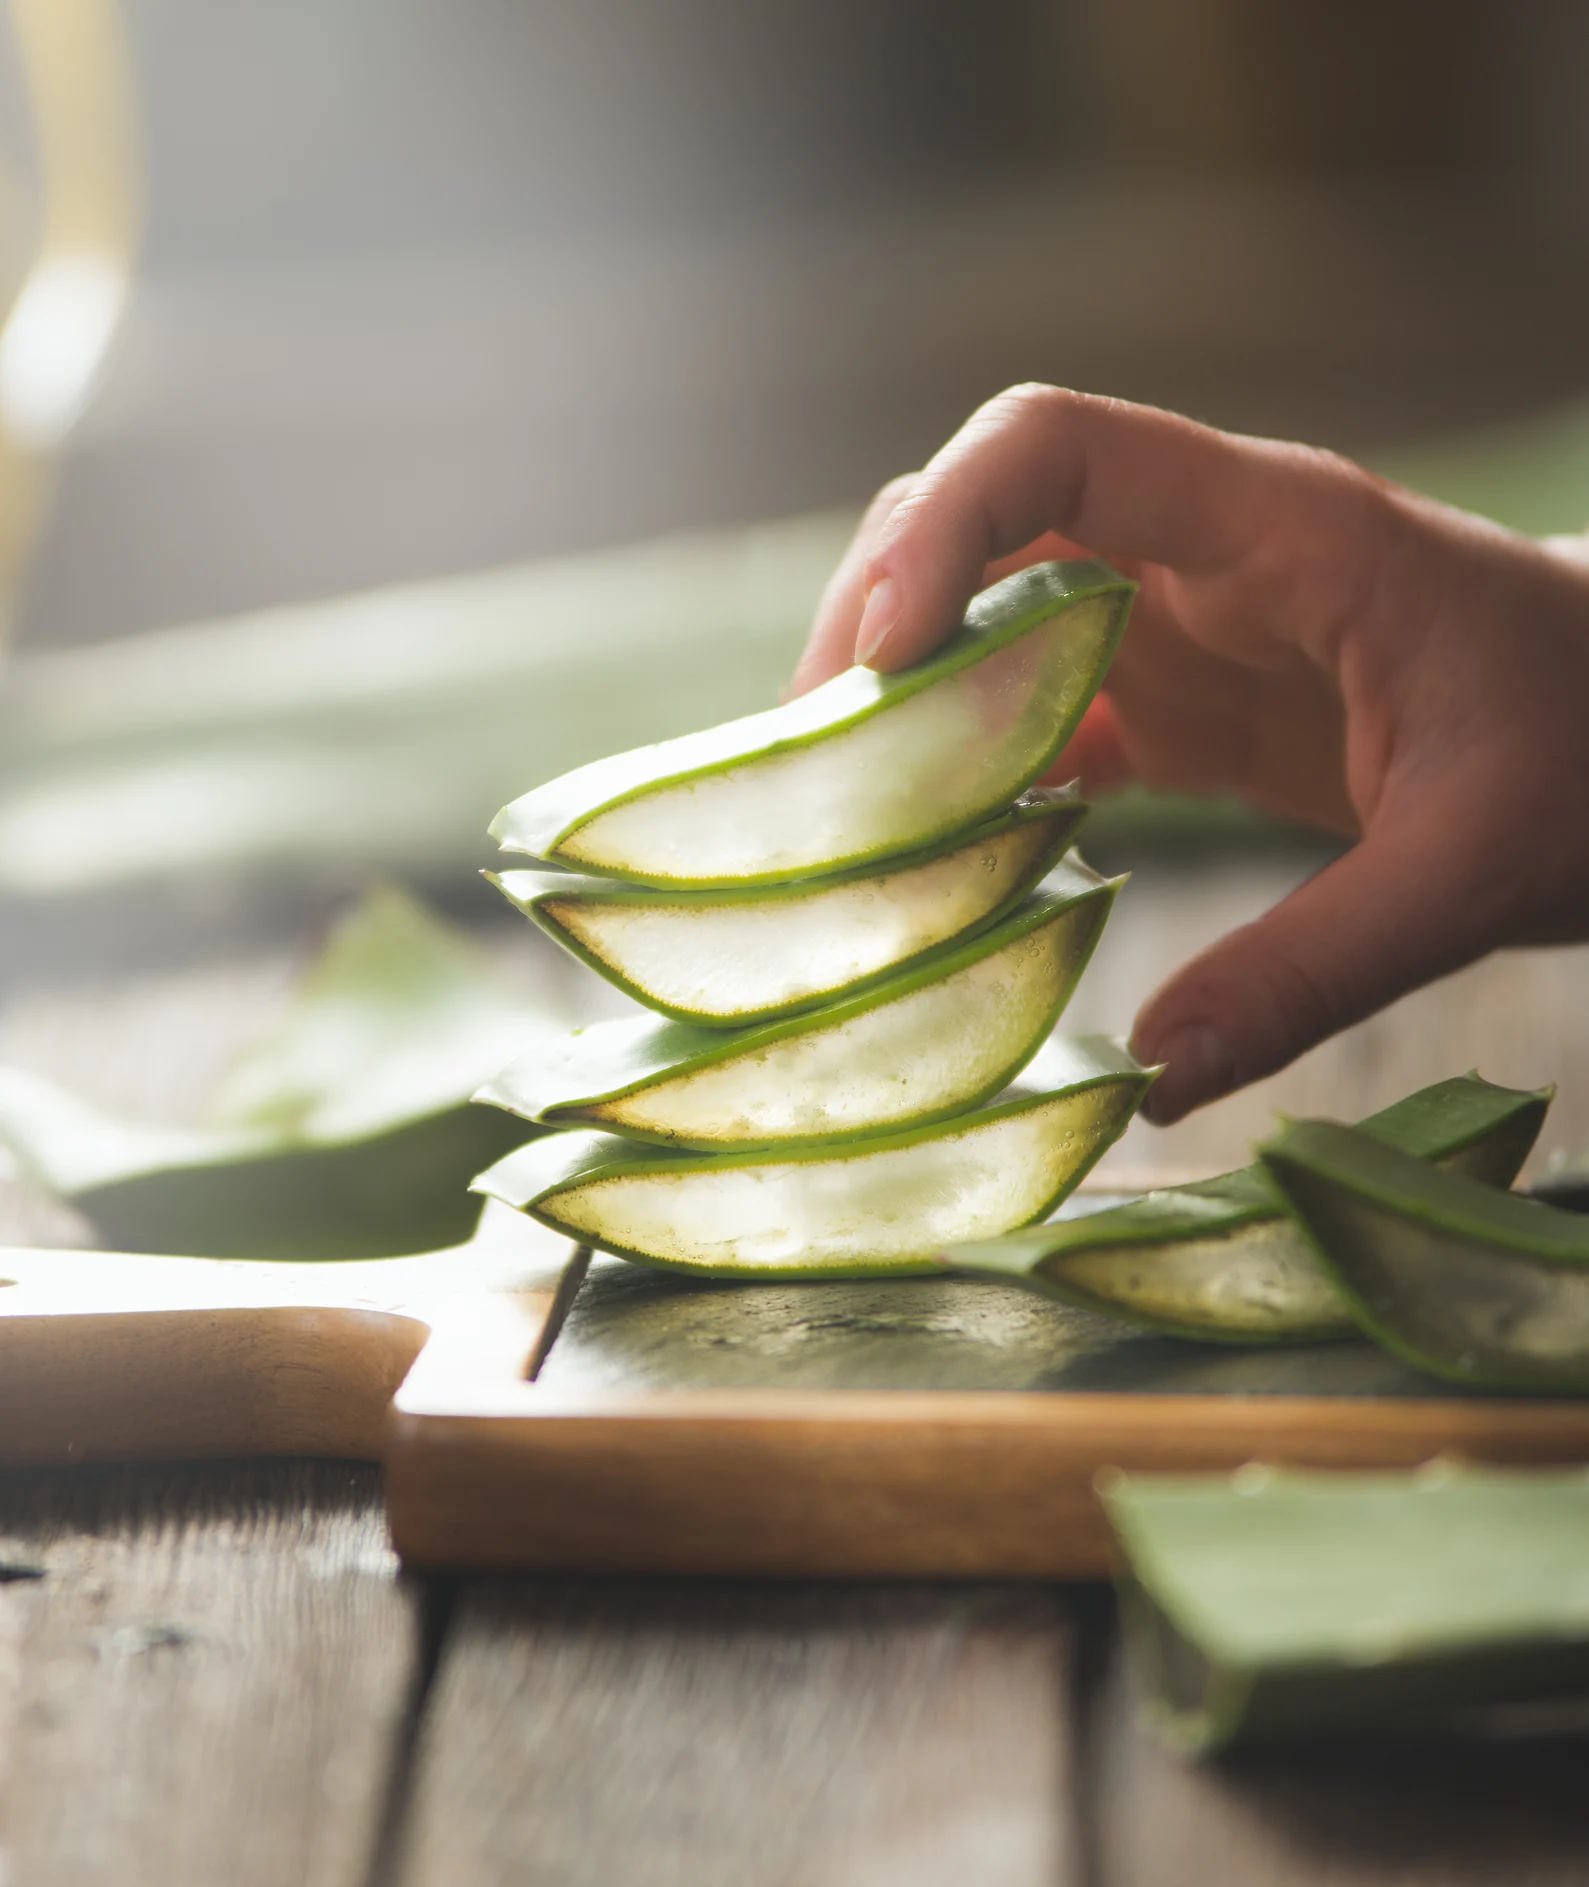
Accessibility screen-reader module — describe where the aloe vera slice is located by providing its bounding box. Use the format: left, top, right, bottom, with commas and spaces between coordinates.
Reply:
1103, 1464, 1589, 1754
489, 788, 1088, 1027
477, 859, 1118, 1150
473, 1035, 1154, 1278
941, 1075, 1549, 1343
1260, 1117, 1589, 1392
0, 886, 546, 1258
490, 559, 1132, 887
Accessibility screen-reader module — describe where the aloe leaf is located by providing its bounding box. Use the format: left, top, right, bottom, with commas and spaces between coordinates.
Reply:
1259, 1116, 1589, 1392
489, 786, 1088, 1028
0, 886, 548, 1258
490, 559, 1133, 887
939, 1075, 1549, 1343
207, 884, 548, 1140
477, 858, 1119, 1150
0, 512, 860, 898
1102, 1465, 1589, 1754
473, 1035, 1155, 1278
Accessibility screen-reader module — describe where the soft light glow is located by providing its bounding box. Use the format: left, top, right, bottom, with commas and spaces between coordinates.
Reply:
0, 251, 126, 449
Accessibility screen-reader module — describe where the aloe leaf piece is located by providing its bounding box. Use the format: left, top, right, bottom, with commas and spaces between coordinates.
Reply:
473, 1035, 1156, 1278
1259, 1116, 1589, 1392
0, 886, 547, 1258
1102, 1464, 1589, 1755
476, 859, 1119, 1151
490, 559, 1133, 887
0, 511, 859, 898
940, 1075, 1550, 1343
489, 787, 1088, 1028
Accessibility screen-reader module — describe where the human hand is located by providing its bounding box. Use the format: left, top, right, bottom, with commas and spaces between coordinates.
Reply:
793, 386, 1589, 1123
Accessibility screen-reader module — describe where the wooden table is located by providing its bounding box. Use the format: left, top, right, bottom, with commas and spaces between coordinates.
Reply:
3, 860, 1589, 1886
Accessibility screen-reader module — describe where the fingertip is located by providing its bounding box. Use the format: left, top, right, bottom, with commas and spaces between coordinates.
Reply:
1130, 1021, 1236, 1124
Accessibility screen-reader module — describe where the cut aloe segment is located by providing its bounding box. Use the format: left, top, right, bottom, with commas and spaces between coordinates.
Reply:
1260, 1116, 1589, 1392
477, 859, 1118, 1151
489, 788, 1088, 1028
490, 559, 1133, 887
942, 1075, 1550, 1343
1103, 1465, 1589, 1755
472, 1035, 1155, 1278
0, 886, 546, 1258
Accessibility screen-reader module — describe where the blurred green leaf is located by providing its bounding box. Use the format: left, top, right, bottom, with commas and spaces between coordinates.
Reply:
0, 885, 551, 1257
1376, 398, 1589, 539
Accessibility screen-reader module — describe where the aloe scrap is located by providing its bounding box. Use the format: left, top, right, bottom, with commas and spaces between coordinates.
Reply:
0, 887, 547, 1258
490, 560, 1132, 887
489, 787, 1087, 1027
478, 860, 1117, 1151
1261, 1117, 1589, 1392
1103, 1465, 1589, 1753
473, 1036, 1154, 1278
940, 1075, 1550, 1343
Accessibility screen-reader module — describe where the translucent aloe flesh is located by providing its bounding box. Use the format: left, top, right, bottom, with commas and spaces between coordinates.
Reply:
0, 886, 545, 1258
489, 560, 1133, 887
1104, 1466, 1589, 1754
476, 860, 1118, 1151
1260, 1117, 1589, 1392
473, 1036, 1155, 1278
940, 1075, 1550, 1343
489, 789, 1088, 1028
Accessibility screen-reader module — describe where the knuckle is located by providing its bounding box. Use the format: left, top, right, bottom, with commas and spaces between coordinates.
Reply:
1254, 944, 1343, 1063
866, 472, 919, 520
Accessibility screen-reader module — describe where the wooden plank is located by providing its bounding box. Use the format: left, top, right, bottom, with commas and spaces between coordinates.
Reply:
386, 1258, 1589, 1579
1088, 1629, 1589, 1885
0, 1458, 419, 1887
398, 1580, 1082, 1887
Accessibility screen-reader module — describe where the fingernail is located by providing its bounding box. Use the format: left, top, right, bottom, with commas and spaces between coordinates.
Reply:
854, 576, 902, 667
1139, 1023, 1235, 1124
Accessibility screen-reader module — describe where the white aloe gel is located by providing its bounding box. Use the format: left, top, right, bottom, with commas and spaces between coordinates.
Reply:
490, 563, 1131, 888
473, 559, 1147, 1277
1053, 1224, 1349, 1339
476, 1067, 1145, 1274
496, 797, 1078, 1026
478, 870, 1113, 1149
558, 609, 1105, 882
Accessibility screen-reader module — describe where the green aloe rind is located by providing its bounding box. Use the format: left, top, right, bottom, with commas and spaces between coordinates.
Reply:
489, 560, 1133, 888
488, 786, 1088, 1028
1102, 1464, 1589, 1755
472, 1035, 1157, 1278
475, 858, 1119, 1152
938, 1075, 1550, 1344
1259, 1115, 1589, 1392
0, 886, 546, 1258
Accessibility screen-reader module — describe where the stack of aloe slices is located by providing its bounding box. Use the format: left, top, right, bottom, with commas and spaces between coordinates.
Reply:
472, 559, 1158, 1276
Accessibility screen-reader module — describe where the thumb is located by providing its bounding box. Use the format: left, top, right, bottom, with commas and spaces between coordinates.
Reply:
1129, 815, 1504, 1124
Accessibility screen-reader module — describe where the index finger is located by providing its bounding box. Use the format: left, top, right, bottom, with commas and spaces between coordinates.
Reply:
843, 384, 1385, 672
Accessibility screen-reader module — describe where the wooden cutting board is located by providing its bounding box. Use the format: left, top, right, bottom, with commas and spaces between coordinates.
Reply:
7, 1197, 1589, 1578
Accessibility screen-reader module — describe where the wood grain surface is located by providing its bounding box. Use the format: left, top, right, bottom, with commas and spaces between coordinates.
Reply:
3, 874, 1589, 1883
0, 1459, 417, 1887
398, 1581, 1084, 1887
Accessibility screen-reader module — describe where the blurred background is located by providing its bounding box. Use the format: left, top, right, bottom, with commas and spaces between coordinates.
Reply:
16, 0, 1589, 648
3, 0, 1589, 1202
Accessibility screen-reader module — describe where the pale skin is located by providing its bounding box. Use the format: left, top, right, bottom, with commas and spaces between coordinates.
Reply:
792, 385, 1589, 1125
